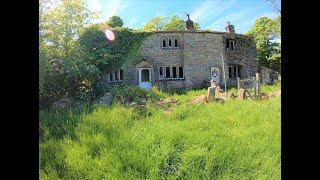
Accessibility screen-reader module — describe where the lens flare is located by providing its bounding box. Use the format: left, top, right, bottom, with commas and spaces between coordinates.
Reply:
105, 29, 115, 41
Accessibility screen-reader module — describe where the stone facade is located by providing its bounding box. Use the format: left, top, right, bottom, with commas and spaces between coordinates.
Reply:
104, 30, 257, 90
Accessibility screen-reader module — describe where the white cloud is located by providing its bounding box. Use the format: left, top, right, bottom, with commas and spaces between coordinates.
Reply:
105, 0, 121, 19
191, 0, 236, 25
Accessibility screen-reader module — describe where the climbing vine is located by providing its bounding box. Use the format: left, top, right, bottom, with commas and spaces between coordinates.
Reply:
79, 25, 151, 73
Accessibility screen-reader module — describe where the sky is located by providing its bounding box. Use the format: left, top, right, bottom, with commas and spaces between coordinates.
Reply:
86, 0, 279, 34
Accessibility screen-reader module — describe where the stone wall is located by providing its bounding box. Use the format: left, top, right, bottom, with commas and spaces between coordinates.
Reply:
102, 31, 257, 90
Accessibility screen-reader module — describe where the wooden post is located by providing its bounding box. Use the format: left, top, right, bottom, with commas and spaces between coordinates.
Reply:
237, 77, 240, 91
256, 73, 260, 99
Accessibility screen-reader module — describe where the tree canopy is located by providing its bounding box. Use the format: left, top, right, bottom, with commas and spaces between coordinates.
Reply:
246, 16, 281, 72
107, 16, 124, 28
141, 15, 200, 31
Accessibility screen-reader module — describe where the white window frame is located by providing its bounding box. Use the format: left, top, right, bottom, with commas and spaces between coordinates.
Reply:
109, 69, 124, 82
168, 38, 173, 48
165, 66, 171, 79
158, 66, 164, 80
161, 38, 168, 48
173, 38, 179, 48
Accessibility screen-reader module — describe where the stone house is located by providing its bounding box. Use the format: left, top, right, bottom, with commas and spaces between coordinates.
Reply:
102, 16, 258, 90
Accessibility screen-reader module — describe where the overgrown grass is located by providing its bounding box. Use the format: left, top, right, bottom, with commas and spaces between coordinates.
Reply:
40, 84, 280, 179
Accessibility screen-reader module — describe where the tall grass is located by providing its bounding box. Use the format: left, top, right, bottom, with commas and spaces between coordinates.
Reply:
40, 85, 280, 179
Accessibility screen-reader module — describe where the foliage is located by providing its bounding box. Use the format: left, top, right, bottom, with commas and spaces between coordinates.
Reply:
107, 15, 124, 28
79, 25, 151, 72
141, 15, 200, 31
246, 17, 281, 71
40, 85, 280, 179
265, 0, 281, 14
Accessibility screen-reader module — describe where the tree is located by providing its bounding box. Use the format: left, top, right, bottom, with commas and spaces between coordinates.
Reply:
107, 15, 124, 28
247, 17, 281, 71
140, 16, 166, 31
40, 0, 95, 60
265, 0, 281, 14
141, 15, 200, 31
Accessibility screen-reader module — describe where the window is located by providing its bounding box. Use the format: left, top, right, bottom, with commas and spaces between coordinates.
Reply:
120, 69, 124, 80
109, 69, 124, 82
174, 39, 178, 48
109, 70, 114, 82
165, 67, 171, 78
178, 67, 184, 78
226, 39, 235, 51
172, 67, 177, 78
228, 65, 242, 79
115, 70, 119, 81
168, 38, 172, 48
228, 67, 232, 78
159, 66, 164, 79
162, 38, 167, 48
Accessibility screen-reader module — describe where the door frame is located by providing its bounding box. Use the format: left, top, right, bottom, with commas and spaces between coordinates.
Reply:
139, 68, 151, 87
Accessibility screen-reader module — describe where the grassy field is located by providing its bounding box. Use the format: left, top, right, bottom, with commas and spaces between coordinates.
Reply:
40, 84, 280, 179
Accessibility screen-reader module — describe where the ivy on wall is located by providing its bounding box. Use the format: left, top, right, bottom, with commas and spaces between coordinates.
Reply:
79, 25, 151, 74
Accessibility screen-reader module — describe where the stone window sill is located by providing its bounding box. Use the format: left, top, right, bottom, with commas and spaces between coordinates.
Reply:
159, 78, 185, 81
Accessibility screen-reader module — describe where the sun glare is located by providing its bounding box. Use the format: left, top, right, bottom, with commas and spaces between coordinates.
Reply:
105, 29, 115, 41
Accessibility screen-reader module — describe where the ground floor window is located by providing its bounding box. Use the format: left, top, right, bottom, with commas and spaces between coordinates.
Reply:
228, 65, 242, 79
109, 69, 124, 82
159, 66, 184, 79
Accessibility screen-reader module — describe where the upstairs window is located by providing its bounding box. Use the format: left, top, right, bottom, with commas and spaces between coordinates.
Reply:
174, 39, 178, 48
120, 69, 124, 80
168, 38, 172, 48
162, 38, 167, 48
226, 39, 235, 51
109, 70, 114, 82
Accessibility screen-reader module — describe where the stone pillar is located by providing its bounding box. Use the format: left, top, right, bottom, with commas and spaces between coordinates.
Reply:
207, 87, 216, 102
256, 73, 260, 98
238, 88, 246, 100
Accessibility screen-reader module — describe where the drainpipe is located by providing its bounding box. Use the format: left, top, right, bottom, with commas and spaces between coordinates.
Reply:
221, 53, 227, 93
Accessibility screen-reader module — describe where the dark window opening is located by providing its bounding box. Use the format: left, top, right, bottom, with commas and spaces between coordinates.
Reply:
120, 69, 124, 80
109, 71, 114, 82
226, 39, 235, 51
165, 67, 171, 78
237, 67, 241, 78
174, 39, 178, 47
172, 67, 177, 78
228, 67, 232, 78
168, 39, 172, 47
162, 39, 167, 48
159, 67, 164, 79
178, 67, 183, 78
233, 67, 237, 78
115, 70, 119, 81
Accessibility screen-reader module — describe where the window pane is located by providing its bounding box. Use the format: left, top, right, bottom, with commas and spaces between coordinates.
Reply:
168, 39, 172, 47
174, 39, 178, 47
228, 67, 232, 78
226, 40, 230, 49
115, 70, 119, 81
120, 69, 124, 80
162, 39, 166, 47
233, 67, 237, 78
172, 67, 177, 78
159, 67, 163, 78
231, 41, 234, 50
141, 69, 149, 82
165, 67, 171, 78
179, 67, 183, 78
237, 66, 241, 78
109, 71, 114, 81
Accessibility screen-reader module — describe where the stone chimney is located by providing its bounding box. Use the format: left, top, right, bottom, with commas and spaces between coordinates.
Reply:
225, 21, 235, 33
185, 14, 194, 31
